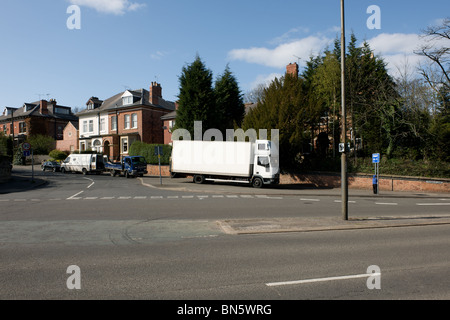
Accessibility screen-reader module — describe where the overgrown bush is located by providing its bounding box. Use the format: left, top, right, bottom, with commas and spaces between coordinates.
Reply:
49, 149, 68, 161
27, 135, 55, 155
129, 141, 171, 165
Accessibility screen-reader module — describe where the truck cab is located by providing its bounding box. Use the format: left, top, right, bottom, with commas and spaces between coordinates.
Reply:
252, 140, 280, 187
105, 156, 148, 178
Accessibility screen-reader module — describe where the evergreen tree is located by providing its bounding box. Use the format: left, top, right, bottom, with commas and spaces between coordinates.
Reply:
214, 65, 245, 133
243, 74, 311, 170
174, 55, 216, 137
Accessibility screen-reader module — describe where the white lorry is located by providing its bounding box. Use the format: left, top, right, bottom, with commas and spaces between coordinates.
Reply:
170, 140, 280, 188
61, 153, 106, 175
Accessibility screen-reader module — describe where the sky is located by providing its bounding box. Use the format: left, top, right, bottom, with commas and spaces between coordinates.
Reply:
0, 0, 449, 114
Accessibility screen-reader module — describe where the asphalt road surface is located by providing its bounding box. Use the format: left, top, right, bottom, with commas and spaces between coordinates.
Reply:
0, 168, 449, 303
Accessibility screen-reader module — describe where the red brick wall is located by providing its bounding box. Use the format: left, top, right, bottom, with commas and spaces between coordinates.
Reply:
146, 167, 450, 193
56, 123, 78, 152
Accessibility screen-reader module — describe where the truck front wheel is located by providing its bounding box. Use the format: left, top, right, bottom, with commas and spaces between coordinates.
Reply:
193, 175, 205, 184
252, 177, 263, 188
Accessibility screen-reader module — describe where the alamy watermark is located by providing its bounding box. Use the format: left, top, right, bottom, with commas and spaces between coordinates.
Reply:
66, 5, 81, 30
66, 265, 81, 290
367, 5, 381, 30
171, 121, 280, 166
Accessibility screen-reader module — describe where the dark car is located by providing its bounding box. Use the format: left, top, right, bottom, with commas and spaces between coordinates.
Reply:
41, 161, 61, 172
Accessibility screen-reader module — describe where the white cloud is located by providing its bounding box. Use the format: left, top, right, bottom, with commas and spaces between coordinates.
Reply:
366, 33, 423, 55
250, 73, 283, 89
228, 36, 333, 68
364, 33, 442, 78
69, 0, 146, 15
150, 51, 167, 60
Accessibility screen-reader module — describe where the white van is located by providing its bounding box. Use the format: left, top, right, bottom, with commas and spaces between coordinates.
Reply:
61, 154, 106, 175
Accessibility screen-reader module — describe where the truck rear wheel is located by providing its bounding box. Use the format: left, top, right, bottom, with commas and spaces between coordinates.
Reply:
82, 168, 87, 175
193, 175, 205, 184
252, 177, 263, 188
110, 170, 116, 177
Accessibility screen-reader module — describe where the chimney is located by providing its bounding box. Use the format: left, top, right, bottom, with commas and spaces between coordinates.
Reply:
286, 63, 299, 78
48, 99, 57, 114
40, 100, 48, 115
149, 82, 162, 105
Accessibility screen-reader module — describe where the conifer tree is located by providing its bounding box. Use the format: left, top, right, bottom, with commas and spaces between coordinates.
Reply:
174, 55, 216, 137
214, 65, 245, 133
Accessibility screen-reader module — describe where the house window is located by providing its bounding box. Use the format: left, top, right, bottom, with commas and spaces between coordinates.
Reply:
87, 103, 94, 110
83, 121, 88, 133
93, 139, 102, 152
111, 116, 117, 131
131, 113, 138, 128
123, 96, 133, 105
88, 120, 94, 133
3, 125, 6, 134
19, 122, 26, 133
121, 137, 128, 154
124, 115, 130, 129
100, 118, 106, 132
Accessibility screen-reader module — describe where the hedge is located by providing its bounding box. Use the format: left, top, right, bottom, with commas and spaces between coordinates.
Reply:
129, 141, 172, 165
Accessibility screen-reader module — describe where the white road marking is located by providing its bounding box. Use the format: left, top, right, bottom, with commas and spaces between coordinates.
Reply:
84, 178, 95, 189
300, 198, 320, 202
266, 272, 380, 287
67, 191, 84, 200
416, 203, 450, 206
334, 200, 356, 203
375, 202, 398, 205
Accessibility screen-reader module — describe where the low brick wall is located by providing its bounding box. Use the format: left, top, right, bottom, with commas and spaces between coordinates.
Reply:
147, 164, 170, 176
281, 173, 450, 193
147, 165, 450, 193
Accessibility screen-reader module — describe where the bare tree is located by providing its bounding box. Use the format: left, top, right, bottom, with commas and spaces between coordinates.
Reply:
416, 18, 450, 92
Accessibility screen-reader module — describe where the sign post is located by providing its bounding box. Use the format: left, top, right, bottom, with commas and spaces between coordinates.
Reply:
372, 153, 380, 194
155, 146, 163, 185
22, 143, 34, 183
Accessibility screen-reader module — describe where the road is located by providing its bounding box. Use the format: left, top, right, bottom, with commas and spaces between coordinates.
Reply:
0, 167, 449, 303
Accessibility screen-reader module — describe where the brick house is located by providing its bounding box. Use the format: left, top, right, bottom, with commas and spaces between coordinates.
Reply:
76, 82, 175, 160
0, 99, 78, 146
55, 121, 79, 153
161, 110, 177, 145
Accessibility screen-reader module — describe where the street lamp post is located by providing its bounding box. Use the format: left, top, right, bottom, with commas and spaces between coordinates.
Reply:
341, 0, 348, 220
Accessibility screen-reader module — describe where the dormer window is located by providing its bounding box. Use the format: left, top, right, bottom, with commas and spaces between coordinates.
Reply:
123, 96, 133, 105
87, 103, 95, 110
121, 91, 136, 106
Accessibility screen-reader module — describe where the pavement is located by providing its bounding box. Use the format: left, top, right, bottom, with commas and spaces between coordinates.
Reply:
2, 165, 450, 234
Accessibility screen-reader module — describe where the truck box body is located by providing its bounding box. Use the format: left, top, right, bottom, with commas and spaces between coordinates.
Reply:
171, 140, 279, 187
171, 141, 253, 177
61, 153, 105, 175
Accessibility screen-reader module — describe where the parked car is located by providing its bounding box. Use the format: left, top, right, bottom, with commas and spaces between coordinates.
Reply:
41, 161, 61, 172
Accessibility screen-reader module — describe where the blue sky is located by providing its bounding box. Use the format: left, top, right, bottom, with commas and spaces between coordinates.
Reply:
1, 0, 448, 114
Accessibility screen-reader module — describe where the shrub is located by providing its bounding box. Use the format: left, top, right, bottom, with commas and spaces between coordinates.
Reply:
49, 149, 68, 161
27, 135, 55, 155
129, 141, 172, 165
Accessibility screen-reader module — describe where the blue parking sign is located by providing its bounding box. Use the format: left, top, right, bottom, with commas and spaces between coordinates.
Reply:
23, 150, 31, 157
372, 153, 380, 163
